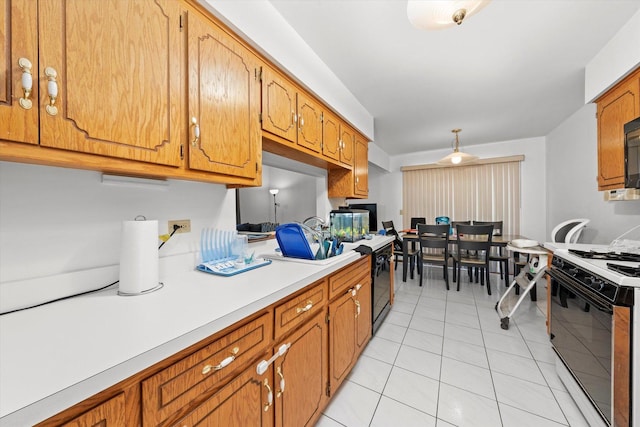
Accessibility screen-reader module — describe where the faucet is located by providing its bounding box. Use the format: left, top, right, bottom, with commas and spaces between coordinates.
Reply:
302, 216, 326, 230
297, 222, 328, 260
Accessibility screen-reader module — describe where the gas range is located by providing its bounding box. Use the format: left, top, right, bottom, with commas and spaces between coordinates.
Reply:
551, 244, 640, 288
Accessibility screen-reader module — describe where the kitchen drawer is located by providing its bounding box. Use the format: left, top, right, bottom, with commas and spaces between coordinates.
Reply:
274, 279, 327, 339
141, 312, 273, 427
328, 256, 370, 300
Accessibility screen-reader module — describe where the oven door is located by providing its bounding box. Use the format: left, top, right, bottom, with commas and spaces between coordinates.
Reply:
549, 267, 613, 425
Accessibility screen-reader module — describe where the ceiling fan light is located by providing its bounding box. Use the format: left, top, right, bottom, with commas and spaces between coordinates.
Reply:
407, 0, 491, 30
436, 128, 479, 166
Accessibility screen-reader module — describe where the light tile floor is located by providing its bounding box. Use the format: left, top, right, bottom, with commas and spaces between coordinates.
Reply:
318, 265, 590, 427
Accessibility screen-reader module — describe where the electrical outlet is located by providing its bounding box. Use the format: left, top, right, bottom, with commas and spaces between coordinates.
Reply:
169, 219, 191, 234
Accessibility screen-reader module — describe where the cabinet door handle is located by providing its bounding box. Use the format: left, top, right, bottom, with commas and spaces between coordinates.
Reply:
355, 299, 361, 318
44, 66, 58, 116
292, 111, 297, 124
18, 58, 33, 110
299, 115, 304, 128
201, 346, 239, 375
190, 117, 200, 147
276, 366, 285, 397
296, 300, 313, 314
263, 379, 273, 412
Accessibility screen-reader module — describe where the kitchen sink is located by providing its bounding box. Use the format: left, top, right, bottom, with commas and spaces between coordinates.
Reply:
259, 242, 361, 265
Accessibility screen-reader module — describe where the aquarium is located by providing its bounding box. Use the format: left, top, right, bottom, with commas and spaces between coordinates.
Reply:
330, 209, 369, 242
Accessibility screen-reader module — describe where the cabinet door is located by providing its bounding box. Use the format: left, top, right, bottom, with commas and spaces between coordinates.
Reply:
262, 67, 297, 143
0, 0, 39, 145
61, 393, 125, 427
597, 70, 640, 190
322, 110, 340, 161
328, 291, 356, 393
355, 275, 372, 355
339, 125, 354, 167
187, 7, 260, 178
354, 136, 369, 197
275, 311, 328, 427
175, 364, 274, 427
37, 0, 182, 166
296, 92, 323, 153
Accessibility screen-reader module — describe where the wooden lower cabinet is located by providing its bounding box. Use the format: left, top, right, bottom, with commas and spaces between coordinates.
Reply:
274, 310, 328, 427
60, 393, 125, 427
35, 257, 374, 427
175, 364, 274, 427
328, 269, 371, 394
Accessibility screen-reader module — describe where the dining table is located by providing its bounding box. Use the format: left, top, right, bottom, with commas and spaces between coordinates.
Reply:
399, 232, 529, 282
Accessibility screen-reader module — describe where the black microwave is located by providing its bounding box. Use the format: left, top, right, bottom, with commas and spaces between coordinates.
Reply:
624, 117, 640, 188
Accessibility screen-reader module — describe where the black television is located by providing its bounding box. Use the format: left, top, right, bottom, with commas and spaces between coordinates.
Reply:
347, 203, 378, 232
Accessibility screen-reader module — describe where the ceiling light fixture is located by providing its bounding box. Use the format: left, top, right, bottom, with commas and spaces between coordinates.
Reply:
407, 0, 491, 30
437, 129, 478, 166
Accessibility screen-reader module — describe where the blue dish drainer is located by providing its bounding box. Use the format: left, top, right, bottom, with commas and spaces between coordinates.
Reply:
196, 228, 271, 277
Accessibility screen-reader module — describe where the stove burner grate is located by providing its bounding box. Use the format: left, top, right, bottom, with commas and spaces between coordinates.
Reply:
568, 249, 640, 262
606, 263, 640, 277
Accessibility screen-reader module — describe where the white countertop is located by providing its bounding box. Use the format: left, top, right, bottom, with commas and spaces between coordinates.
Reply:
0, 235, 394, 426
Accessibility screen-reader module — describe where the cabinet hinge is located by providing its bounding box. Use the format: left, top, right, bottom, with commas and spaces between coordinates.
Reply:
258, 66, 263, 82
180, 144, 184, 160
326, 380, 331, 397
179, 14, 183, 32
320, 112, 324, 123
325, 312, 330, 323
256, 162, 258, 172
259, 112, 262, 124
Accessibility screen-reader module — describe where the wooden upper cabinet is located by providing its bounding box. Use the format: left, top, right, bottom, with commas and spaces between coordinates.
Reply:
37, 0, 183, 166
297, 92, 323, 153
0, 0, 39, 145
322, 110, 340, 161
597, 68, 640, 190
186, 6, 261, 179
262, 67, 298, 144
339, 125, 354, 167
354, 136, 369, 197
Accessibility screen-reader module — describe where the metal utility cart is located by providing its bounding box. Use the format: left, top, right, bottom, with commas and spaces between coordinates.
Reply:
495, 241, 550, 330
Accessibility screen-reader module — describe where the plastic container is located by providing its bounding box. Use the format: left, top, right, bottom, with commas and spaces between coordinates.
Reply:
275, 223, 315, 260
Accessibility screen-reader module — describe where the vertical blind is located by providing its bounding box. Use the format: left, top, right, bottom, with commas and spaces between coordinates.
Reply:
402, 159, 521, 235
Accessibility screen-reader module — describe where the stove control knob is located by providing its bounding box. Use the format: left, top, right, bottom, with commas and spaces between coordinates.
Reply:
585, 277, 604, 291
568, 268, 579, 277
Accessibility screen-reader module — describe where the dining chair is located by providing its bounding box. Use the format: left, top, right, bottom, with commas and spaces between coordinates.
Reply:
474, 220, 509, 287
452, 224, 494, 295
382, 220, 419, 274
450, 220, 473, 281
417, 224, 450, 289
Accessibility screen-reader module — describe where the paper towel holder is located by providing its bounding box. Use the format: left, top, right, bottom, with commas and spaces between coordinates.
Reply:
118, 216, 164, 296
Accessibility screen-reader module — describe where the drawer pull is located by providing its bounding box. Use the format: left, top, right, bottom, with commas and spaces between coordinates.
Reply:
18, 58, 33, 110
263, 379, 273, 412
296, 301, 313, 314
276, 366, 285, 397
201, 346, 239, 375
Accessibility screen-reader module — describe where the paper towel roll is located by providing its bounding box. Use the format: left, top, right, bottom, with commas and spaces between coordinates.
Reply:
118, 219, 161, 296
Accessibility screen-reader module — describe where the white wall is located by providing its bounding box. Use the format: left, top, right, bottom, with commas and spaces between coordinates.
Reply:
0, 162, 235, 284
546, 104, 640, 244
585, 8, 640, 102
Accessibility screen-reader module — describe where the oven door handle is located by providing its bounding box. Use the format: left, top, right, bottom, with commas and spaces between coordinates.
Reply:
549, 270, 613, 314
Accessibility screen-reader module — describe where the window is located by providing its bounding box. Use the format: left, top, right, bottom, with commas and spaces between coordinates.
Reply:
401, 157, 522, 235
